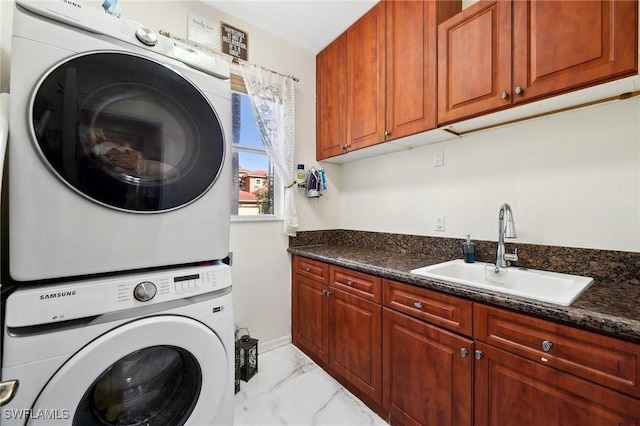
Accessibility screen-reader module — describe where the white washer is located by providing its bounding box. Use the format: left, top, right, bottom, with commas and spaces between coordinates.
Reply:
1, 263, 234, 425
9, 0, 232, 281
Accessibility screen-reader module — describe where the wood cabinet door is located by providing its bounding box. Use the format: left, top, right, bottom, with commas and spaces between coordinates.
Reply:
329, 287, 382, 404
316, 34, 347, 160
347, 2, 386, 151
438, 0, 512, 124
385, 0, 437, 140
512, 0, 638, 104
383, 308, 473, 426
292, 274, 329, 365
474, 343, 640, 426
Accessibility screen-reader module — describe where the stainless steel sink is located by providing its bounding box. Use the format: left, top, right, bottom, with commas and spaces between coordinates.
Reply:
410, 259, 593, 306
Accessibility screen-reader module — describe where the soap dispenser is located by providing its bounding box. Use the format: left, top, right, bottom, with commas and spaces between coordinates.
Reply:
462, 234, 476, 263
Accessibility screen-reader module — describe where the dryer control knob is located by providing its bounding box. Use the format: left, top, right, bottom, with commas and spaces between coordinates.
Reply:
135, 27, 158, 47
134, 281, 157, 302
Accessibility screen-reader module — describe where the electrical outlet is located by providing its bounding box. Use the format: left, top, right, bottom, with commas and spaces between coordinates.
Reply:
433, 149, 444, 167
435, 214, 445, 231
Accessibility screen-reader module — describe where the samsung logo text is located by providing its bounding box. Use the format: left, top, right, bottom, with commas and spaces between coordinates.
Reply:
40, 291, 77, 300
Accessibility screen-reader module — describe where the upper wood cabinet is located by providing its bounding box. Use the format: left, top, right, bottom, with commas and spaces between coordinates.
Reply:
346, 2, 387, 153
386, 0, 460, 141
316, 0, 461, 160
438, 0, 638, 124
316, 34, 347, 160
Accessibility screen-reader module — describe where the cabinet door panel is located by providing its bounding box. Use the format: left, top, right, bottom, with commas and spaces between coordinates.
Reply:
438, 0, 512, 124
383, 308, 473, 426
474, 344, 640, 426
512, 0, 638, 103
330, 288, 382, 404
347, 2, 386, 151
292, 275, 329, 364
385, 0, 437, 140
316, 35, 347, 160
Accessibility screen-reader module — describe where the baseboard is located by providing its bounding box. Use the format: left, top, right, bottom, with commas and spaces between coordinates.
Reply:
258, 335, 292, 353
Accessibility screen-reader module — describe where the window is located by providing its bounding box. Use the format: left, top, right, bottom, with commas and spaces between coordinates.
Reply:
230, 74, 278, 219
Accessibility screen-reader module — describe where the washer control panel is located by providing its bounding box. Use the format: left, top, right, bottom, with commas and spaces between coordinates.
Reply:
6, 263, 232, 327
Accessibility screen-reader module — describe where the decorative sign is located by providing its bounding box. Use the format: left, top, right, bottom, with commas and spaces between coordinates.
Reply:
221, 22, 248, 63
188, 13, 218, 47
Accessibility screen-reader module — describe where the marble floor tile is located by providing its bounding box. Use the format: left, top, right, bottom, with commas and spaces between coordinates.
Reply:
234, 344, 387, 426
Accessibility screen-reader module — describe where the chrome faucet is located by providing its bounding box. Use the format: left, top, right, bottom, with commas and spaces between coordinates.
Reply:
496, 203, 518, 267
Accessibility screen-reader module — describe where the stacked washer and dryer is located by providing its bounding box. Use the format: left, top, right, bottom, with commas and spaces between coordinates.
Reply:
2, 1, 235, 424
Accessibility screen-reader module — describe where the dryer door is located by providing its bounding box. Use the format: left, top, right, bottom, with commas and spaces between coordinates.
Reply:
28, 316, 229, 426
31, 51, 226, 212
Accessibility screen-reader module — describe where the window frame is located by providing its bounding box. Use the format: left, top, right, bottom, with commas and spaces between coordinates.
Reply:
230, 71, 283, 223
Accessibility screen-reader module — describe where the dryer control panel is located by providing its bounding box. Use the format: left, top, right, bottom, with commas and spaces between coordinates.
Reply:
5, 263, 232, 328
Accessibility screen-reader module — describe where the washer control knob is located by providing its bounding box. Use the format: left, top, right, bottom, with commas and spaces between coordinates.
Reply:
134, 281, 157, 302
135, 27, 158, 46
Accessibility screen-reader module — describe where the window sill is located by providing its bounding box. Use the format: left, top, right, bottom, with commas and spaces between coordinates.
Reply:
231, 215, 284, 223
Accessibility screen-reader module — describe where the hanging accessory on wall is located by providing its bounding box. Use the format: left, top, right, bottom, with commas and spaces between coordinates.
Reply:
305, 167, 322, 198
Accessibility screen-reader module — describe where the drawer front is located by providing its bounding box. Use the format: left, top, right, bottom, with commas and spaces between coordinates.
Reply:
293, 256, 328, 283
330, 266, 381, 303
383, 279, 473, 336
474, 304, 640, 399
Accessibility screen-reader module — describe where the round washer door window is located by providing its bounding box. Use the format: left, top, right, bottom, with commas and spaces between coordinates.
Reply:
28, 316, 229, 426
73, 346, 201, 425
31, 51, 226, 212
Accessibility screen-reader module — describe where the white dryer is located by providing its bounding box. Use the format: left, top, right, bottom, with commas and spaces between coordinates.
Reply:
9, 0, 232, 281
1, 263, 234, 425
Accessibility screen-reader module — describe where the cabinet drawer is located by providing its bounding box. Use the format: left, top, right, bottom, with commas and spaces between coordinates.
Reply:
474, 304, 640, 399
383, 280, 472, 336
293, 256, 328, 282
330, 266, 381, 303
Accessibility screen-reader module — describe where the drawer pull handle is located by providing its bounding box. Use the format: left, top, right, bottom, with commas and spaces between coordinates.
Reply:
460, 348, 469, 358
542, 340, 553, 352
346, 280, 354, 287
414, 301, 423, 309
305, 267, 311, 272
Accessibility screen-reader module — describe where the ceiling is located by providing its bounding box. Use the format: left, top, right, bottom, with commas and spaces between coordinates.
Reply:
203, 0, 378, 54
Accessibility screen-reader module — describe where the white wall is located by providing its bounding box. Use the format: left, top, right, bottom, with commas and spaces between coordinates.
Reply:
340, 97, 640, 252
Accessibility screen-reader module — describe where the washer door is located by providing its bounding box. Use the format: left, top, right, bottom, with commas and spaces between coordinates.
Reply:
31, 51, 225, 212
28, 316, 229, 426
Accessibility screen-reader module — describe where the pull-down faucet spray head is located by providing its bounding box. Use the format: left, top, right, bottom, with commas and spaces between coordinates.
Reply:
502, 205, 517, 238
497, 203, 517, 268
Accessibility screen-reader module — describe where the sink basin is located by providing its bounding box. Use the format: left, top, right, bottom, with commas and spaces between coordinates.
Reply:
410, 260, 593, 306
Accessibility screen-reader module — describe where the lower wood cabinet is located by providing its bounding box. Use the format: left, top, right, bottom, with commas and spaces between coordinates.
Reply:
383, 308, 473, 426
291, 256, 383, 410
291, 256, 640, 424
474, 343, 640, 425
292, 273, 329, 364
330, 287, 382, 404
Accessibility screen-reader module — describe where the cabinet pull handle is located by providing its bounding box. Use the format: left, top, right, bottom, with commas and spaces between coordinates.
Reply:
414, 301, 423, 309
460, 348, 469, 358
542, 340, 553, 352
305, 267, 310, 272
501, 91, 509, 99
346, 280, 354, 287
474, 350, 483, 360
515, 86, 524, 95
384, 130, 390, 136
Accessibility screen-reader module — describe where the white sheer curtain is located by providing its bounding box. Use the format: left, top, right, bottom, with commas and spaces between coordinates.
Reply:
239, 61, 298, 236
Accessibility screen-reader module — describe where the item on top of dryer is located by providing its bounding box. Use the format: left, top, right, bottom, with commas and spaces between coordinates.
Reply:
305, 167, 322, 198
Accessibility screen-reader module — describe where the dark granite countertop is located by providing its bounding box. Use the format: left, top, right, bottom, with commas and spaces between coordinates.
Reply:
289, 244, 640, 344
